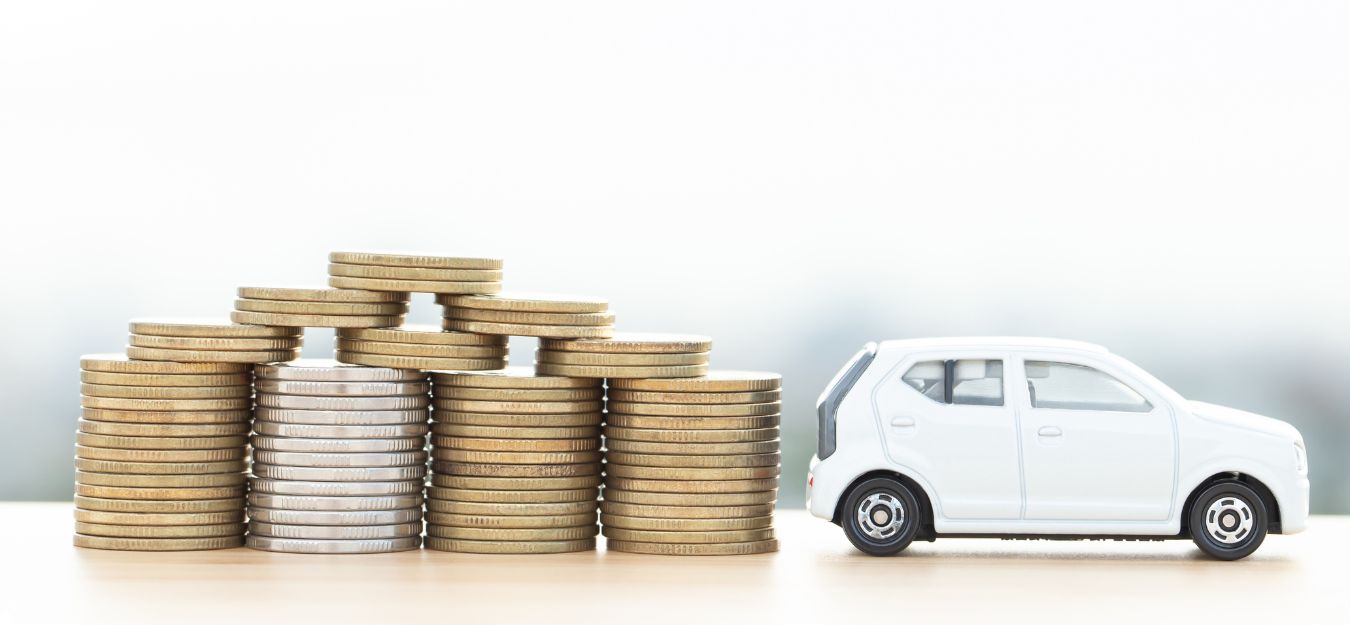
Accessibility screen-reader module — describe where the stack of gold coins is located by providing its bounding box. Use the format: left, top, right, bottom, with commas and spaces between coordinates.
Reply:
335, 324, 508, 371
247, 360, 429, 554
535, 333, 711, 379
601, 371, 782, 556
439, 293, 614, 339
232, 287, 409, 329
327, 251, 503, 295
127, 318, 302, 364
74, 355, 252, 551
426, 368, 603, 553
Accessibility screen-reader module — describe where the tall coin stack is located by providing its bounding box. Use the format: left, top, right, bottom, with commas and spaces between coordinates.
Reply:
535, 333, 711, 379
75, 355, 252, 551
127, 318, 302, 364
328, 252, 503, 295
335, 324, 508, 371
247, 360, 429, 554
601, 371, 783, 555
426, 368, 604, 554
439, 293, 614, 339
232, 287, 409, 329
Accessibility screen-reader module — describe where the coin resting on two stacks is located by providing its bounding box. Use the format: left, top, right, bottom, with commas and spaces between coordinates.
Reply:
439, 293, 614, 339
232, 287, 409, 329
127, 318, 302, 364
328, 251, 503, 295
336, 324, 507, 371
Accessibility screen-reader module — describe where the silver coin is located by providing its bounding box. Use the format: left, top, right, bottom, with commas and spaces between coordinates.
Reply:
248, 492, 424, 511
251, 436, 426, 453
248, 478, 425, 497
252, 422, 429, 439
251, 463, 427, 482
255, 379, 430, 397
254, 407, 429, 425
256, 394, 429, 411
248, 521, 424, 540
246, 506, 423, 525
246, 534, 422, 554
252, 450, 428, 468
255, 359, 426, 382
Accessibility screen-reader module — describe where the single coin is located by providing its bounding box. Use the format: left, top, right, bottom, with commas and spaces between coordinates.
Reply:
435, 437, 599, 452
329, 251, 503, 270
82, 396, 252, 412
246, 535, 421, 554
75, 521, 246, 539
77, 419, 251, 438
539, 332, 713, 354
230, 310, 404, 329
430, 366, 598, 390
329, 275, 502, 295
247, 493, 423, 511
335, 338, 508, 359
605, 389, 782, 405
339, 324, 506, 346
336, 352, 506, 371
605, 465, 779, 481
76, 432, 248, 451
434, 398, 603, 415
246, 506, 423, 526
74, 509, 244, 526
80, 354, 250, 375
439, 292, 607, 313
125, 346, 300, 364
251, 435, 426, 453
328, 262, 501, 282
129, 334, 303, 351
606, 451, 780, 469
426, 511, 597, 529
74, 495, 244, 514
80, 383, 252, 400
433, 412, 602, 428
609, 371, 783, 393
602, 426, 779, 443
535, 351, 709, 367
604, 439, 779, 455
425, 537, 595, 554
235, 298, 409, 316
435, 462, 600, 478
79, 370, 252, 387
75, 445, 246, 463
81, 407, 251, 425
74, 457, 246, 475
606, 539, 778, 556
255, 378, 430, 397
431, 423, 601, 440
535, 363, 708, 379
256, 394, 427, 411
429, 474, 602, 491
254, 407, 429, 426
238, 286, 409, 303
443, 319, 613, 339
601, 526, 774, 544
74, 483, 246, 500
256, 359, 426, 382
250, 464, 427, 482
601, 489, 777, 507
129, 318, 300, 338
607, 401, 781, 418
603, 476, 779, 494
433, 386, 603, 402
252, 450, 428, 468
75, 471, 247, 488
252, 422, 429, 439
423, 498, 597, 517
448, 307, 615, 326
426, 525, 598, 541
248, 521, 424, 540
600, 514, 772, 532
433, 449, 602, 465
604, 414, 780, 430
248, 478, 425, 497
427, 487, 599, 504
75, 534, 244, 551
599, 501, 776, 519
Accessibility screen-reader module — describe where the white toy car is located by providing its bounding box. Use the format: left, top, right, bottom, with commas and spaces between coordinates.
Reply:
807, 337, 1309, 560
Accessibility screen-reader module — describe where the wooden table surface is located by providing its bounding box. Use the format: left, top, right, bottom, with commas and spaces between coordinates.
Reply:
1, 503, 1343, 624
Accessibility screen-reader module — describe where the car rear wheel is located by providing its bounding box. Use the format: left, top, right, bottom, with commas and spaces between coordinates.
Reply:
841, 477, 921, 556
1188, 480, 1268, 561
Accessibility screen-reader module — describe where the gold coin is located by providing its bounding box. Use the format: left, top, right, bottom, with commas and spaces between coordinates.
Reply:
535, 350, 710, 367
74, 521, 245, 539
79, 383, 252, 400
75, 471, 247, 488
601, 489, 777, 507
77, 419, 251, 437
430, 366, 597, 390
426, 511, 597, 528
603, 439, 779, 455
534, 363, 707, 379
79, 371, 253, 387
602, 426, 779, 443
329, 275, 501, 295
431, 423, 600, 440
230, 310, 403, 329
329, 251, 503, 270
601, 526, 773, 544
607, 451, 780, 469
424, 537, 594, 554
608, 371, 782, 392
129, 334, 303, 351
606, 389, 782, 405
336, 351, 505, 371
74, 457, 247, 475
239, 285, 409, 303
73, 534, 245, 551
539, 332, 712, 354
432, 386, 602, 402
234, 298, 408, 316
75, 495, 244, 513
434, 398, 603, 415
447, 307, 615, 326
129, 318, 300, 338
604, 414, 780, 430
427, 487, 599, 504
435, 437, 600, 452
426, 525, 598, 541
432, 449, 602, 465
429, 474, 603, 490
80, 407, 252, 425
80, 354, 251, 375
74, 509, 245, 525
434, 412, 602, 428
443, 319, 613, 339
74, 483, 247, 500
605, 539, 778, 556
75, 445, 247, 463
599, 501, 775, 519
81, 396, 253, 411
339, 324, 506, 346
439, 292, 607, 313
336, 338, 508, 358
605, 465, 779, 480
328, 262, 501, 282
606, 401, 781, 417
600, 514, 772, 532
434, 462, 601, 478
603, 476, 779, 494
125, 345, 300, 364
75, 432, 248, 450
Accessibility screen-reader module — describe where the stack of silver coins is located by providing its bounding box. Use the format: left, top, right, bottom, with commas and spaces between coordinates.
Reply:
247, 360, 429, 554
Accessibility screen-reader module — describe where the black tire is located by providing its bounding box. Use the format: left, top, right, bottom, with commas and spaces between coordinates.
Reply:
1188, 480, 1268, 561
841, 477, 921, 556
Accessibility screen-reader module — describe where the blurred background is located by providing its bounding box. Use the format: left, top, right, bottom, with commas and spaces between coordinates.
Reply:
1, 1, 1346, 512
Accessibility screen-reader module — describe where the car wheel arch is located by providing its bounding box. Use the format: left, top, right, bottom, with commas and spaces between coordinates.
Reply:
833, 469, 936, 540
1181, 472, 1282, 535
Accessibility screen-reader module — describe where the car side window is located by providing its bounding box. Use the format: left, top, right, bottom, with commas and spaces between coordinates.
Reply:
901, 361, 946, 404
1024, 361, 1152, 412
901, 359, 1004, 406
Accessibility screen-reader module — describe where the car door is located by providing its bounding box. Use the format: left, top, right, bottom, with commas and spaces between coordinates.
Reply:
1015, 354, 1177, 522
872, 353, 1021, 520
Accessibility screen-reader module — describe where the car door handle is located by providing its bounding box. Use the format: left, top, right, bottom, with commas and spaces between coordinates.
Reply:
1038, 426, 1062, 437
891, 417, 916, 428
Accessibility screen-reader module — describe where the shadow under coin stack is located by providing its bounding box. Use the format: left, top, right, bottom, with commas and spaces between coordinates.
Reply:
247, 360, 429, 554
426, 368, 604, 554
127, 318, 303, 364
74, 355, 252, 551
335, 324, 508, 371
602, 371, 783, 555
232, 287, 409, 329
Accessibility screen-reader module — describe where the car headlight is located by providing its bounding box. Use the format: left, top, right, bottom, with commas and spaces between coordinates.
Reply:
1294, 443, 1308, 475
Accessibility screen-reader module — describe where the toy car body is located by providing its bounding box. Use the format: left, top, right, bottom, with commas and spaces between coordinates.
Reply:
807, 337, 1309, 560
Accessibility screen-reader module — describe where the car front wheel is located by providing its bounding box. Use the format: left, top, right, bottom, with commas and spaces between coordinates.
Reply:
1189, 480, 1268, 561
841, 477, 921, 556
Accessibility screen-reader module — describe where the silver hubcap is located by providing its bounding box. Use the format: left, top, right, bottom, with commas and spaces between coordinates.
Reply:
856, 492, 905, 541
1204, 496, 1254, 545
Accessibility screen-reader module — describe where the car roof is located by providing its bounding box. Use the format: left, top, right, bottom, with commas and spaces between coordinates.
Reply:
876, 336, 1110, 354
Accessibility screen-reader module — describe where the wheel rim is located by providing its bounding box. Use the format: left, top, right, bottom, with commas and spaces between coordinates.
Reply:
855, 491, 905, 542
1204, 496, 1254, 546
